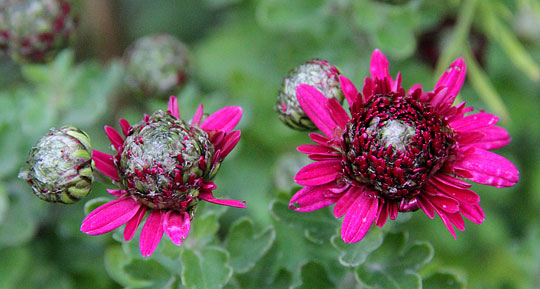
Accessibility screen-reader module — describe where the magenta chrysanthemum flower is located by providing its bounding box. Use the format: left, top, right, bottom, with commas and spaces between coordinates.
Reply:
289, 50, 519, 243
81, 96, 245, 257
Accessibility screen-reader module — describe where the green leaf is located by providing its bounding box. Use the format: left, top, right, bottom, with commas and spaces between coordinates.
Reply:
355, 232, 433, 289
256, 0, 327, 32
181, 247, 233, 289
0, 246, 31, 288
104, 244, 153, 288
270, 199, 336, 243
0, 193, 38, 248
184, 212, 219, 249
84, 197, 113, 215
423, 272, 466, 289
124, 259, 173, 285
225, 217, 276, 273
331, 227, 384, 267
0, 183, 8, 224
294, 262, 335, 289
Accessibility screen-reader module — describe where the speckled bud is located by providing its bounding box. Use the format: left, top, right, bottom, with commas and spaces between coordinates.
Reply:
1, 0, 76, 63
276, 59, 343, 131
19, 126, 93, 204
118, 110, 215, 210
124, 34, 190, 99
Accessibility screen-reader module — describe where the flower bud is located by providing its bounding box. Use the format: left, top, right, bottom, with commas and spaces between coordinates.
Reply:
1, 0, 76, 63
276, 59, 343, 131
118, 110, 215, 210
19, 126, 93, 204
124, 34, 190, 99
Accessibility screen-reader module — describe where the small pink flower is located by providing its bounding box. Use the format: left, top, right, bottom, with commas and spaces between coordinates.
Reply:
290, 50, 519, 243
81, 96, 245, 257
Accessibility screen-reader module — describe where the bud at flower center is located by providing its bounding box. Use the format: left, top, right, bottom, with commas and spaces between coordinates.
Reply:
343, 94, 454, 199
118, 111, 215, 210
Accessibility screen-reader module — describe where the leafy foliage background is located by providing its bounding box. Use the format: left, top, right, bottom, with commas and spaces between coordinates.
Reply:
0, 0, 539, 288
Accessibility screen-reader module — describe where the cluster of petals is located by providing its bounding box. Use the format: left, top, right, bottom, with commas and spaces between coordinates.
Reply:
81, 96, 245, 257
290, 49, 519, 242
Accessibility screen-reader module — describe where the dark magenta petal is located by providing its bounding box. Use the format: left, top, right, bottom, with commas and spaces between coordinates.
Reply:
454, 148, 519, 188
163, 211, 191, 246
341, 192, 379, 243
199, 190, 246, 208
296, 84, 339, 138
450, 112, 498, 131
192, 104, 204, 126
119, 119, 131, 137
339, 75, 360, 107
106, 189, 125, 197
434, 57, 466, 103
139, 210, 165, 258
294, 160, 341, 186
92, 150, 119, 181
219, 130, 241, 158
333, 186, 363, 218
124, 205, 147, 241
370, 49, 391, 81
104, 126, 124, 152
201, 106, 242, 133
289, 185, 340, 212
474, 126, 511, 150
325, 98, 350, 130
168, 96, 179, 119
81, 196, 141, 235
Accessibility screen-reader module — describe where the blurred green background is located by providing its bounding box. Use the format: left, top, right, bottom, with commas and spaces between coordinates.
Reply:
0, 0, 539, 288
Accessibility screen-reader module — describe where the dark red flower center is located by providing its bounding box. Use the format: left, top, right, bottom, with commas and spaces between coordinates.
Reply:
342, 93, 455, 199
116, 111, 215, 210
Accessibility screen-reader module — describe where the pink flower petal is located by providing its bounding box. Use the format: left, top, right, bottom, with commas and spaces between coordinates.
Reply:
326, 98, 350, 130
392, 72, 402, 92
339, 75, 360, 107
104, 126, 124, 152
474, 126, 511, 150
459, 202, 485, 224
219, 130, 241, 158
119, 119, 131, 137
92, 150, 119, 181
417, 196, 436, 219
309, 133, 331, 146
434, 57, 466, 102
198, 190, 246, 208
289, 185, 340, 212
297, 144, 336, 155
334, 186, 363, 218
140, 210, 165, 257
341, 192, 379, 243
296, 84, 339, 138
163, 211, 191, 246
450, 112, 498, 131
168, 96, 179, 119
453, 148, 519, 188
294, 160, 342, 186
192, 104, 204, 127
201, 106, 242, 133
370, 49, 391, 81
426, 194, 460, 214
81, 196, 141, 235
106, 189, 125, 197
124, 205, 147, 241
433, 207, 457, 239
429, 177, 480, 204
375, 201, 388, 227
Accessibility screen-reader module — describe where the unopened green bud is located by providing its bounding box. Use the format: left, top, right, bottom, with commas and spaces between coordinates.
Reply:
19, 126, 93, 204
124, 34, 190, 99
1, 0, 76, 63
276, 59, 343, 131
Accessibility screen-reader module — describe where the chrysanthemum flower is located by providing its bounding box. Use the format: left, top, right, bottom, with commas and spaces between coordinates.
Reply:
289, 50, 519, 243
81, 96, 245, 257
